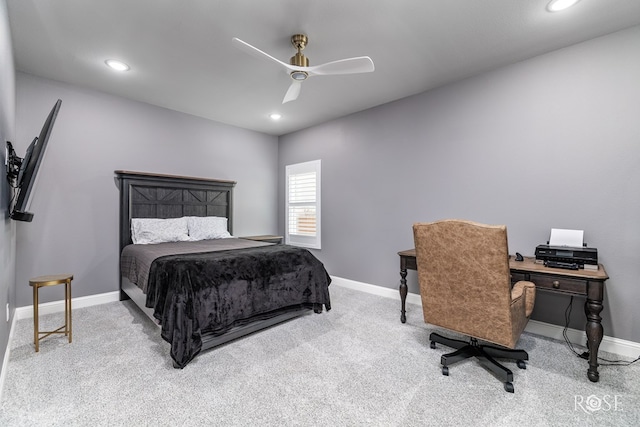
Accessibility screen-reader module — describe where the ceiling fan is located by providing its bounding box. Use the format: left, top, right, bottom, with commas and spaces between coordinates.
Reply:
232, 34, 375, 104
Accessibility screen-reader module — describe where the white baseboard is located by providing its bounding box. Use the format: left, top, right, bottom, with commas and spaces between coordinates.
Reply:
330, 276, 640, 360
523, 319, 640, 360
0, 313, 18, 403
332, 275, 424, 306
14, 291, 121, 320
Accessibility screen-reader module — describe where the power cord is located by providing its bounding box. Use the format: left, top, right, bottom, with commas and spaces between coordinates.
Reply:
562, 296, 582, 357
563, 296, 640, 366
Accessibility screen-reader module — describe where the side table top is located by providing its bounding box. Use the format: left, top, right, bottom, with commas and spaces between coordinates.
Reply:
29, 274, 74, 286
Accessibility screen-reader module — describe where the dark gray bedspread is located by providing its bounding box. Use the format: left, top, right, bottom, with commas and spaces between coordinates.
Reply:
121, 238, 272, 293
122, 240, 331, 368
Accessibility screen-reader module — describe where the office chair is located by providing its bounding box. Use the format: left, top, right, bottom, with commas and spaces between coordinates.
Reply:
413, 219, 535, 393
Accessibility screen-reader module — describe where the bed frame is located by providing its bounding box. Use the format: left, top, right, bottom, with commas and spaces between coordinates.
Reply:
115, 170, 311, 362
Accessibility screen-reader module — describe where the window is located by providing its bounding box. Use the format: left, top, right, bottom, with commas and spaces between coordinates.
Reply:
285, 160, 321, 249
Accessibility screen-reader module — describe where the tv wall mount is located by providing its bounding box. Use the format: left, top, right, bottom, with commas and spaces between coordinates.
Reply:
5, 141, 23, 188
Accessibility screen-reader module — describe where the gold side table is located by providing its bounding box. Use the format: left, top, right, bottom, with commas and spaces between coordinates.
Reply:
29, 274, 73, 352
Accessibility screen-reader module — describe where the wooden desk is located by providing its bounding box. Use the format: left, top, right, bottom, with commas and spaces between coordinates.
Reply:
398, 249, 609, 382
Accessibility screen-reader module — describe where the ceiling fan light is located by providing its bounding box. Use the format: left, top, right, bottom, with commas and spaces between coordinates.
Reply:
547, 0, 581, 12
290, 71, 308, 81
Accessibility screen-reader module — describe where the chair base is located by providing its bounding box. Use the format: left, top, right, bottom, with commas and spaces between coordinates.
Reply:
429, 332, 528, 393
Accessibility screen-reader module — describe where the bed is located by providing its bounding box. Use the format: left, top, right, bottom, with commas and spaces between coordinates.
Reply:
115, 170, 331, 368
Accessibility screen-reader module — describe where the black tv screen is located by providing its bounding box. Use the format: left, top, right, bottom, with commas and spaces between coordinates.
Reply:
10, 99, 62, 222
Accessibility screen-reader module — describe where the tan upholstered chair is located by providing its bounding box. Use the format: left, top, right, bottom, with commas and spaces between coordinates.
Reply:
413, 219, 535, 393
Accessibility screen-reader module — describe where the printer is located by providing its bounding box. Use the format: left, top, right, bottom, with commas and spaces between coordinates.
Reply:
535, 228, 598, 270
535, 245, 598, 270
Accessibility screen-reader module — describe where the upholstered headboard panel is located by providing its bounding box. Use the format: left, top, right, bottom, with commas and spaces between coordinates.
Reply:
115, 170, 236, 252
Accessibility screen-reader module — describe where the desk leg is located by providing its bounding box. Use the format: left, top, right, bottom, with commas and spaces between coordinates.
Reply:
400, 268, 408, 323
585, 281, 604, 382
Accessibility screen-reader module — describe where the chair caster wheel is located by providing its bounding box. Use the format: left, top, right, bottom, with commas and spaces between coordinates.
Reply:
442, 366, 449, 376
504, 382, 514, 393
517, 360, 526, 369
430, 341, 436, 349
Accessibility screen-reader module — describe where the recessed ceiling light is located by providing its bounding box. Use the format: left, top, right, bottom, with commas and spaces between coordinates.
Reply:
547, 0, 581, 12
105, 59, 130, 71
269, 113, 282, 120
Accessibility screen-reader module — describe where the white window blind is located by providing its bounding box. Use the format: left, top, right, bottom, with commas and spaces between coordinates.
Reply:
285, 160, 321, 249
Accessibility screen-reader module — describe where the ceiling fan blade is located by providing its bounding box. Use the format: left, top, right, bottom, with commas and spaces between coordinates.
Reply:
232, 37, 295, 72
282, 81, 302, 104
307, 56, 375, 76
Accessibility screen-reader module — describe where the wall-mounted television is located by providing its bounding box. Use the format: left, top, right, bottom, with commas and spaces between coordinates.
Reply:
5, 99, 62, 222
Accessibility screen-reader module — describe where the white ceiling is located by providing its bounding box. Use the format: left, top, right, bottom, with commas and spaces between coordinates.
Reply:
7, 0, 640, 136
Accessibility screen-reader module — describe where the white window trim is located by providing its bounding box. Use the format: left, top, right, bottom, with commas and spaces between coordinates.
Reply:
285, 159, 321, 249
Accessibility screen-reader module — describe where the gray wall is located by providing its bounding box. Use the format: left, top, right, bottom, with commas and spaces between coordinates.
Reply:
0, 0, 16, 376
13, 73, 279, 308
279, 26, 640, 343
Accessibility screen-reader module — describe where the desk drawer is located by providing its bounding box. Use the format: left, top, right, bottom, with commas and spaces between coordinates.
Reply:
511, 272, 587, 295
529, 274, 586, 295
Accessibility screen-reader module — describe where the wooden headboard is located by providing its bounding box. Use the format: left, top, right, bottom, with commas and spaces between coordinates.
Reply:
115, 170, 236, 252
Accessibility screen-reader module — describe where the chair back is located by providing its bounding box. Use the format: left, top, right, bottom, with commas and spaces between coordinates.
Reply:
413, 219, 514, 346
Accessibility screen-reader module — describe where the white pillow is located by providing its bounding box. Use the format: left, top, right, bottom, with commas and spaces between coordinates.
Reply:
187, 216, 231, 241
131, 217, 190, 244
